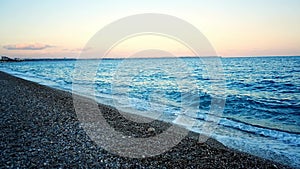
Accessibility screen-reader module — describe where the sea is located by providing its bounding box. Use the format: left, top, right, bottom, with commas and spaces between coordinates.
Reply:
0, 56, 299, 167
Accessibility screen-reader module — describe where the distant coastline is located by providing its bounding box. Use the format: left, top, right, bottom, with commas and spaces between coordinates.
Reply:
1, 55, 299, 62
0, 56, 23, 62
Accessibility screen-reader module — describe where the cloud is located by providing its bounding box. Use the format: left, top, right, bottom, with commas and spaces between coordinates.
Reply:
3, 43, 54, 50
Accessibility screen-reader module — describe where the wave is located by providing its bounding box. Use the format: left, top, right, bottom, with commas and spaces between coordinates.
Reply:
219, 117, 300, 145
171, 107, 300, 146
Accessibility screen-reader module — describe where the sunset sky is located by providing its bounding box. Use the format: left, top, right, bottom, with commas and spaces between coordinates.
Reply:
0, 0, 299, 58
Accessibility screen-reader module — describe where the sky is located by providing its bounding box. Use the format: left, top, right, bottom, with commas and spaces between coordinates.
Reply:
0, 0, 300, 58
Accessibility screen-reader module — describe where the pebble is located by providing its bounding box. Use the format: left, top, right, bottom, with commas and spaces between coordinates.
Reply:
147, 127, 155, 132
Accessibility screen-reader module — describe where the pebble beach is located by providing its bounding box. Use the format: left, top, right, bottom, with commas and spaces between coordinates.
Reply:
0, 71, 293, 168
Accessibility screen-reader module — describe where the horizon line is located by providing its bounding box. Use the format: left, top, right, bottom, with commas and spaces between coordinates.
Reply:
2, 55, 300, 61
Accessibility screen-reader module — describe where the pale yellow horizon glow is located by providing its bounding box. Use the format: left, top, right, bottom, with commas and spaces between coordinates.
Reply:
104, 35, 196, 58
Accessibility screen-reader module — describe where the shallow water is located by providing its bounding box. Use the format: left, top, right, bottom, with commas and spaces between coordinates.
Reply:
1, 56, 299, 167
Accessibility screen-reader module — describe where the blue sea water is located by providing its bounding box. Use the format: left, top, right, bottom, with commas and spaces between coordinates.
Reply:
0, 56, 299, 167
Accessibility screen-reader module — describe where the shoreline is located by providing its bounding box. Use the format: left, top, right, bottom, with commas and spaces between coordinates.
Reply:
0, 71, 293, 168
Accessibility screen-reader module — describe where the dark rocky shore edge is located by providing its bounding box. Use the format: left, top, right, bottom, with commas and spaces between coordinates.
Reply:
0, 71, 293, 168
